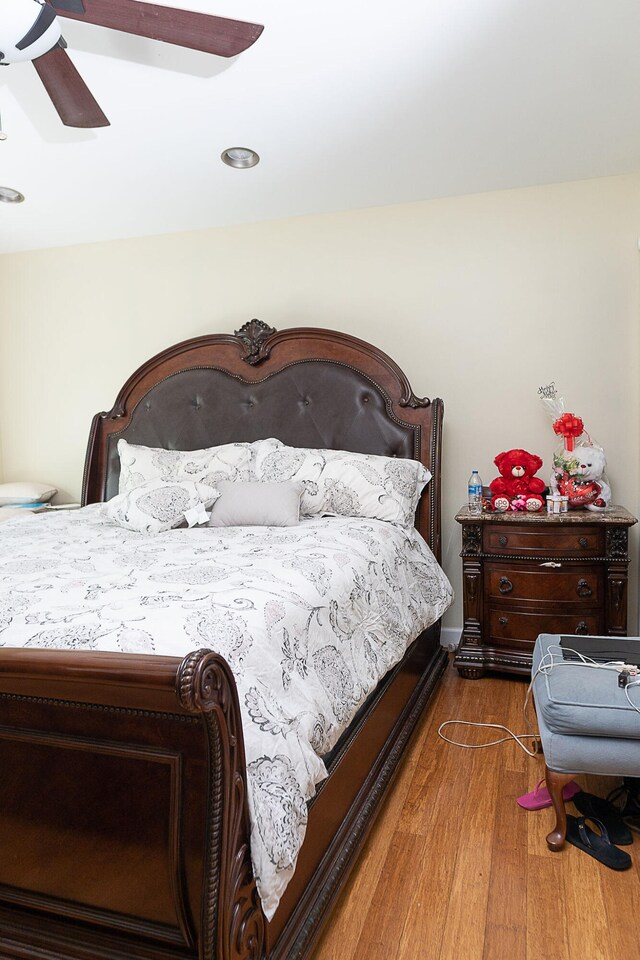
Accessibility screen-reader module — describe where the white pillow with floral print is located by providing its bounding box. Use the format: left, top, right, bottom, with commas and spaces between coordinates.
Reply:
104, 478, 220, 534
254, 444, 431, 525
117, 438, 283, 495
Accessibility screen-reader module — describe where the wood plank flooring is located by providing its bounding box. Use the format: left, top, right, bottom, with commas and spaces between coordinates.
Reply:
312, 660, 640, 960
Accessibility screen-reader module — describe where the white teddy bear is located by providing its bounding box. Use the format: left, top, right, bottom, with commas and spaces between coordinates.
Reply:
551, 444, 611, 511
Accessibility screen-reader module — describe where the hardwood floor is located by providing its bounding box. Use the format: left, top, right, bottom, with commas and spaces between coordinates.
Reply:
312, 659, 640, 960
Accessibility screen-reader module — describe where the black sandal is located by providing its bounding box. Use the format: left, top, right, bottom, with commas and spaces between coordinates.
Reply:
572, 791, 633, 845
607, 780, 640, 833
565, 816, 632, 870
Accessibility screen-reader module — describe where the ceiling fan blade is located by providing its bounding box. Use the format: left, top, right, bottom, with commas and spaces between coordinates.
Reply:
32, 45, 110, 128
49, 0, 264, 57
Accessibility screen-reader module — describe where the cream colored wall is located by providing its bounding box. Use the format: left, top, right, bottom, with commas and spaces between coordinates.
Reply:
1, 172, 639, 634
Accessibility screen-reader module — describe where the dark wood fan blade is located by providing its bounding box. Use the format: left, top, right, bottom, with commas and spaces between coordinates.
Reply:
49, 0, 264, 57
32, 45, 110, 128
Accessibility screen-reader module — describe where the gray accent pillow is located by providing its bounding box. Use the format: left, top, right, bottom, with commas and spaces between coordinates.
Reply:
207, 481, 304, 528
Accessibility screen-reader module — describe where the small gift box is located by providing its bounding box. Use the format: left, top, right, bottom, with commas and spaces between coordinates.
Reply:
546, 494, 568, 515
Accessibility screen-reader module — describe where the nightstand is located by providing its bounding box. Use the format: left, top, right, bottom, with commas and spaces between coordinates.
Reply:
454, 505, 637, 678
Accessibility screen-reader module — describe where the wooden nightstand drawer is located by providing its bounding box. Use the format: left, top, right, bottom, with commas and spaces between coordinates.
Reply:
483, 526, 603, 558
488, 608, 604, 646
486, 563, 603, 605
455, 504, 637, 678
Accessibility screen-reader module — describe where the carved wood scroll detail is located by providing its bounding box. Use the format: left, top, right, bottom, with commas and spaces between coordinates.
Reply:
234, 319, 277, 365
465, 572, 478, 603
227, 828, 264, 960
398, 389, 430, 409
461, 524, 482, 556
176, 650, 265, 960
606, 527, 628, 559
610, 578, 625, 613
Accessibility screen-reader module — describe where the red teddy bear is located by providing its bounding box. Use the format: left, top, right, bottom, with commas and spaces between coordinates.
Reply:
489, 448, 546, 512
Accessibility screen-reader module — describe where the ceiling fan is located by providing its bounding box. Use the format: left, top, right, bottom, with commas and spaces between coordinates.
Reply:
0, 0, 264, 128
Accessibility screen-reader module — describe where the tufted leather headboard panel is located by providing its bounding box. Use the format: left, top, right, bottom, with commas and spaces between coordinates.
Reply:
100, 362, 416, 503
83, 323, 443, 560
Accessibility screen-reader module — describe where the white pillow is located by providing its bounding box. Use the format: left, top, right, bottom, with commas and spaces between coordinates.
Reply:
254, 444, 431, 525
104, 478, 220, 535
0, 481, 57, 505
117, 438, 282, 495
207, 481, 304, 527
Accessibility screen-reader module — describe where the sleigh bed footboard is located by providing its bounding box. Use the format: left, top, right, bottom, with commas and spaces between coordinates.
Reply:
0, 647, 262, 960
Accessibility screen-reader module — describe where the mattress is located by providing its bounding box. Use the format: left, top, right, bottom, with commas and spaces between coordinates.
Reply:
0, 505, 453, 918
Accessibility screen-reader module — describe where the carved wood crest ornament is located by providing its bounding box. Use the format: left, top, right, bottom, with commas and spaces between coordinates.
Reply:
234, 320, 276, 365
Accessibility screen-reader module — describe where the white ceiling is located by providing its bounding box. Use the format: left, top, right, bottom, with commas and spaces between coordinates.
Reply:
1, 0, 639, 254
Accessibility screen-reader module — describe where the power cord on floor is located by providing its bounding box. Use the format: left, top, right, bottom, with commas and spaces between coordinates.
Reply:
437, 719, 541, 756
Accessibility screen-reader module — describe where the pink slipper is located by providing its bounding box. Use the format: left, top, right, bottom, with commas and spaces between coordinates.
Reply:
517, 778, 580, 810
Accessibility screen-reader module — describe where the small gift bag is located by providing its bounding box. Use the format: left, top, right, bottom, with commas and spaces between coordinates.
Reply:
538, 384, 611, 511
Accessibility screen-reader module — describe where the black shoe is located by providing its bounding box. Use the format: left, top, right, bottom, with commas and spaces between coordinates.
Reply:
607, 778, 640, 832
565, 816, 632, 870
573, 791, 633, 845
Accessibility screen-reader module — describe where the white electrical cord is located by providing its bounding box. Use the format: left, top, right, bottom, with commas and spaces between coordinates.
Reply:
624, 679, 640, 714
437, 719, 540, 756
438, 642, 640, 756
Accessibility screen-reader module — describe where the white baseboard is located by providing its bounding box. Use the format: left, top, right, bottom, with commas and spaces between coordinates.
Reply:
440, 626, 461, 652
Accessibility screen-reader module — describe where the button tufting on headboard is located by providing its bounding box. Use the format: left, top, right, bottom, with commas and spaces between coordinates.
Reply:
82, 327, 441, 561
100, 361, 417, 502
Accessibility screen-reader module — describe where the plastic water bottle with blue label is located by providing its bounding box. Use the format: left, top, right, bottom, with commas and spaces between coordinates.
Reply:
467, 470, 483, 514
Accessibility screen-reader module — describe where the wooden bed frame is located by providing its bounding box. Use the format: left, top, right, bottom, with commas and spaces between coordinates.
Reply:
0, 322, 446, 960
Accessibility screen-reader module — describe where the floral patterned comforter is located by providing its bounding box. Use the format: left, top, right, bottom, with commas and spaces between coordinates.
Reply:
0, 505, 453, 919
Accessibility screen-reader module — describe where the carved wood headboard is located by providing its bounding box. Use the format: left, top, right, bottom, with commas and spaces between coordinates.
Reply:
82, 322, 443, 560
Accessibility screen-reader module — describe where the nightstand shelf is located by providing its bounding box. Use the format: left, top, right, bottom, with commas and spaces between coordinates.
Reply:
454, 505, 637, 678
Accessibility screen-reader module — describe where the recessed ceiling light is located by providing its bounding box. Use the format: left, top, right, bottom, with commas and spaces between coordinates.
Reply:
0, 186, 25, 204
221, 147, 260, 169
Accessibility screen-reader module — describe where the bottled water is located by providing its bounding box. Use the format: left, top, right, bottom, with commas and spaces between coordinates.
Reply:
468, 470, 483, 514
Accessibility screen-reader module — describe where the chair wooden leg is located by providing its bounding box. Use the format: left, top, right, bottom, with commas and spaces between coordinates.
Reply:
545, 765, 577, 851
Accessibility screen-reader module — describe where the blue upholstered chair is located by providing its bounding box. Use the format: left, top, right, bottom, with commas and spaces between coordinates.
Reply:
532, 633, 640, 849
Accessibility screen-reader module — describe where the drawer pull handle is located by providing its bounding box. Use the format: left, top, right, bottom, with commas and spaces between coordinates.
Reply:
540, 561, 562, 568
498, 536, 508, 547
498, 617, 509, 626
579, 537, 589, 548
575, 621, 589, 635
499, 576, 513, 594
576, 579, 593, 598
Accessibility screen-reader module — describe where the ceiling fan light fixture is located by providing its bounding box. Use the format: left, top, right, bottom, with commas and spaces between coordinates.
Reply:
0, 186, 25, 204
221, 147, 260, 169
0, 0, 62, 65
